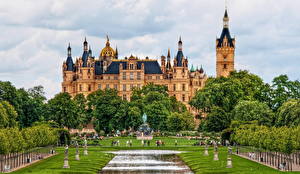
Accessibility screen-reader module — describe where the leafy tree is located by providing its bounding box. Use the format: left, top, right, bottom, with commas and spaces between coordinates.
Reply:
205, 107, 230, 132
127, 106, 142, 130
232, 100, 274, 126
47, 92, 78, 129
0, 101, 18, 127
0, 103, 9, 128
167, 112, 195, 132
88, 89, 125, 133
269, 75, 300, 111
73, 94, 88, 127
276, 99, 300, 127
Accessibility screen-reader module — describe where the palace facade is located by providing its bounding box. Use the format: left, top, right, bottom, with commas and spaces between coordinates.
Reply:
62, 9, 235, 113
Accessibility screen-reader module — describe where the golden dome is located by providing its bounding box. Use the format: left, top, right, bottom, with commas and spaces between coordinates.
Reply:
100, 36, 116, 58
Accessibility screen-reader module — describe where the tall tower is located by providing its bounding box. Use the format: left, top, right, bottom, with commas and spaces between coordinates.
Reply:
216, 9, 235, 77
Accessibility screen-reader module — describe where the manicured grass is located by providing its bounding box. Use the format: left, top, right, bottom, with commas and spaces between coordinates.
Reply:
6, 137, 300, 174
179, 147, 299, 174
10, 147, 114, 174
91, 136, 199, 147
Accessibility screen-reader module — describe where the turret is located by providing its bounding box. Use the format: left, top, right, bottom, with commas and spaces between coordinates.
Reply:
175, 36, 184, 67
82, 38, 89, 67
66, 43, 74, 71
166, 48, 172, 70
115, 46, 118, 59
216, 9, 235, 77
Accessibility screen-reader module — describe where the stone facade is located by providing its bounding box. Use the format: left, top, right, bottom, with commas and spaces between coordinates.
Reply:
62, 9, 235, 114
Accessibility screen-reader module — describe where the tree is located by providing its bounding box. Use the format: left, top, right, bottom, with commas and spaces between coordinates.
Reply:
46, 92, 78, 129
232, 100, 274, 126
127, 106, 142, 130
167, 112, 195, 132
0, 101, 18, 127
269, 75, 300, 111
205, 107, 230, 132
276, 99, 300, 127
73, 94, 88, 127
88, 89, 125, 133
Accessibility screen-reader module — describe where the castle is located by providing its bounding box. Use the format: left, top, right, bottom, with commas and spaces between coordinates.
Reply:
62, 9, 235, 114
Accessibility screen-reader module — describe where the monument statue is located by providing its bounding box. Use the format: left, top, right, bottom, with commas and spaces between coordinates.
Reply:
136, 113, 153, 140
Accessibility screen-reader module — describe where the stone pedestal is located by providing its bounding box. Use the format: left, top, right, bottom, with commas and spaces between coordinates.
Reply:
227, 157, 232, 168
84, 147, 88, 155
63, 145, 70, 168
213, 151, 219, 161
204, 147, 209, 156
75, 154, 80, 161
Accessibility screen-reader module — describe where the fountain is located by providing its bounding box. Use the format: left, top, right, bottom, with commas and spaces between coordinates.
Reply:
136, 113, 153, 140
101, 150, 193, 174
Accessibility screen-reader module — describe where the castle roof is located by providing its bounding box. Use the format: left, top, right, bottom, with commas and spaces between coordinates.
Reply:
95, 60, 162, 75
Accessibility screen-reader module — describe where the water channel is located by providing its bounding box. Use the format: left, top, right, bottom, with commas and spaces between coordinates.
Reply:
100, 150, 193, 174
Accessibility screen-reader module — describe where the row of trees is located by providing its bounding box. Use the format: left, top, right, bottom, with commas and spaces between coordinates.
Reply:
190, 71, 300, 132
0, 124, 57, 154
0, 80, 195, 133
231, 123, 300, 154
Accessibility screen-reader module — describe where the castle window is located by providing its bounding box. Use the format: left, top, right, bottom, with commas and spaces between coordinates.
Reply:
63, 87, 66, 92
106, 84, 110, 89
156, 76, 160, 80
182, 94, 185, 102
130, 84, 134, 90
114, 84, 118, 90
173, 84, 176, 91
114, 76, 118, 80
88, 69, 90, 73
130, 64, 134, 70
98, 84, 101, 90
182, 84, 186, 91
130, 72, 134, 80
79, 85, 82, 91
80, 70, 82, 73
123, 94, 127, 100
123, 84, 126, 91
148, 76, 152, 80
108, 76, 111, 80
123, 72, 126, 80
88, 85, 91, 91
224, 64, 227, 69
137, 84, 141, 89
137, 72, 141, 80
199, 81, 202, 86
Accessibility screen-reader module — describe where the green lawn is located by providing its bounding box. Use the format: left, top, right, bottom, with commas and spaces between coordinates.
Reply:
179, 147, 300, 174
11, 147, 114, 174
5, 137, 300, 174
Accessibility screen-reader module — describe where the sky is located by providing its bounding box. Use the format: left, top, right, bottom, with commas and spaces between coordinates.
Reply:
0, 0, 299, 98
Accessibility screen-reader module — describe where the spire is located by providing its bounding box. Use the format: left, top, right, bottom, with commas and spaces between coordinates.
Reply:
199, 65, 204, 74
223, 9, 229, 28
83, 37, 88, 51
167, 48, 171, 58
67, 43, 71, 57
115, 46, 118, 59
106, 35, 110, 47
66, 43, 74, 71
190, 64, 195, 72
178, 36, 182, 51
88, 46, 92, 57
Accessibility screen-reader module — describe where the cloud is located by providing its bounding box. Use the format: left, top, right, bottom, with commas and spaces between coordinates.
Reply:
0, 0, 299, 98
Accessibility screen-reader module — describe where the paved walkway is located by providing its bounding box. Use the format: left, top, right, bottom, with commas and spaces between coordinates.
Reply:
236, 152, 300, 172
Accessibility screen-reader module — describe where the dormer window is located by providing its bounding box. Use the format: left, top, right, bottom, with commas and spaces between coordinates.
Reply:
130, 64, 134, 70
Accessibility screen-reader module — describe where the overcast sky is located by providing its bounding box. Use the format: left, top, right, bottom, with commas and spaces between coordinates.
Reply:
0, 0, 299, 98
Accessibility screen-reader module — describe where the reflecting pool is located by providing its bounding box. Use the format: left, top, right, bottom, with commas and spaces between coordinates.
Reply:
100, 150, 193, 174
